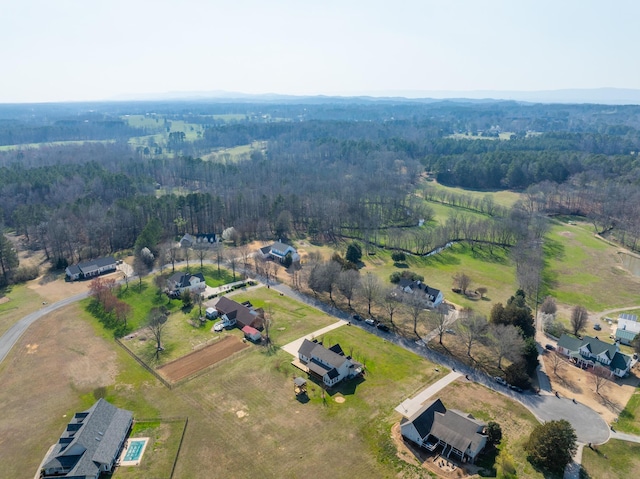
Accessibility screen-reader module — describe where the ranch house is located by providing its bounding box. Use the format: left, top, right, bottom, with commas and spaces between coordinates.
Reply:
556, 334, 633, 377
39, 399, 132, 479
65, 256, 117, 281
214, 296, 264, 330
398, 279, 444, 307
400, 398, 487, 464
296, 339, 363, 387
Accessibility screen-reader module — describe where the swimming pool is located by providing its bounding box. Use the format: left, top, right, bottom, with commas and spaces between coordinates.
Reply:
120, 437, 149, 465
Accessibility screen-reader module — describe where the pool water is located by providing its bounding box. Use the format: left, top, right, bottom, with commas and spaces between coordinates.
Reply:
123, 440, 145, 462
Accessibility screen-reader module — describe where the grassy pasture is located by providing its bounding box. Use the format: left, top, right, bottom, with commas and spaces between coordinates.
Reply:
0, 284, 45, 337
581, 439, 640, 479
422, 180, 522, 208
0, 139, 114, 151
616, 389, 640, 435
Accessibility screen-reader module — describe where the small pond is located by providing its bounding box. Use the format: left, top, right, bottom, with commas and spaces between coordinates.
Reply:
619, 252, 640, 277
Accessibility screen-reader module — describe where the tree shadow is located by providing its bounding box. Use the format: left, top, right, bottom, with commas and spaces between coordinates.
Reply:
295, 392, 310, 404
393, 262, 409, 268
543, 238, 565, 261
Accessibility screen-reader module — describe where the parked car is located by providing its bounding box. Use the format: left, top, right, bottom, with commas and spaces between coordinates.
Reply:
213, 321, 225, 332
365, 318, 375, 326
509, 385, 523, 393
494, 376, 507, 386
593, 323, 602, 331
376, 323, 390, 332
545, 344, 556, 351
352, 314, 363, 321
445, 329, 456, 335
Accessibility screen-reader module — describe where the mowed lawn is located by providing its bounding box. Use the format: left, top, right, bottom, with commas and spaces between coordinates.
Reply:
422, 180, 522, 208
544, 221, 640, 313
175, 325, 448, 478
581, 439, 640, 479
0, 284, 45, 337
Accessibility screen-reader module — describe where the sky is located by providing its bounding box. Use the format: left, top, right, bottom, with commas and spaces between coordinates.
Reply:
2, 0, 640, 103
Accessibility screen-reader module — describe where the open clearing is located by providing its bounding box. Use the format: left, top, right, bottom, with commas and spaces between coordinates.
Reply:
157, 335, 249, 383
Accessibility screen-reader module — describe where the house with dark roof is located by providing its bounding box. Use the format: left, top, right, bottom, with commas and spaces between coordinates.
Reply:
168, 272, 206, 295
65, 257, 117, 281
39, 399, 132, 479
180, 233, 217, 248
259, 241, 300, 263
398, 279, 444, 307
215, 296, 264, 330
400, 398, 487, 464
557, 334, 633, 377
296, 339, 363, 387
179, 233, 195, 248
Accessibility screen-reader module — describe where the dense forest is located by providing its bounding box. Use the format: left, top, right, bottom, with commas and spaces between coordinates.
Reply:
1, 98, 640, 284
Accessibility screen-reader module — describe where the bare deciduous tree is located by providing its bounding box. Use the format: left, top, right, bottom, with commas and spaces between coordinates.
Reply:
237, 243, 251, 277
194, 243, 209, 271
457, 312, 488, 357
476, 286, 488, 299
540, 296, 557, 315
359, 272, 382, 316
225, 250, 239, 281
213, 242, 225, 274
427, 303, 449, 344
168, 246, 179, 273
453, 272, 471, 294
404, 292, 428, 337
591, 366, 610, 395
380, 288, 402, 325
570, 305, 589, 336
549, 351, 565, 376
337, 269, 360, 308
488, 324, 524, 369
147, 307, 168, 360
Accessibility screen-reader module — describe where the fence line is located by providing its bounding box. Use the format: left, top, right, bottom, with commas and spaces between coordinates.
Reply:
114, 337, 173, 389
170, 417, 189, 479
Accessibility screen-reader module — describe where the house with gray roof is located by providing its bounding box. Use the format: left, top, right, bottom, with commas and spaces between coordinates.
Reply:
168, 272, 205, 295
297, 339, 363, 387
39, 399, 132, 479
259, 241, 300, 264
556, 334, 633, 377
400, 398, 487, 464
65, 257, 117, 281
215, 296, 264, 330
398, 279, 444, 307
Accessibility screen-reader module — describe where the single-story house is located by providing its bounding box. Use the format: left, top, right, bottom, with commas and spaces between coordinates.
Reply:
297, 339, 364, 387
242, 325, 262, 342
398, 279, 444, 307
400, 398, 487, 464
259, 241, 300, 263
168, 272, 206, 295
205, 307, 218, 320
65, 256, 117, 281
180, 233, 218, 248
40, 398, 133, 479
557, 334, 633, 377
214, 296, 264, 330
616, 314, 640, 345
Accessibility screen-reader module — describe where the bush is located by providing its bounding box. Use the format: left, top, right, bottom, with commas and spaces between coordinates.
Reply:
389, 270, 424, 284
12, 265, 40, 283
391, 251, 407, 263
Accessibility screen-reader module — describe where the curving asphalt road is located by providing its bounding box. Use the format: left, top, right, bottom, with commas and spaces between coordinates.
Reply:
0, 290, 90, 364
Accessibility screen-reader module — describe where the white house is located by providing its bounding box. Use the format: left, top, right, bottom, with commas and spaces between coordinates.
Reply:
242, 325, 262, 342
65, 257, 117, 281
168, 272, 206, 295
296, 339, 363, 387
259, 241, 300, 263
398, 279, 444, 307
557, 334, 633, 377
400, 398, 487, 464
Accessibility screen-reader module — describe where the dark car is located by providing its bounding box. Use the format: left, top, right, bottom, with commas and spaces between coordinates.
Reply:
593, 323, 602, 331
352, 314, 363, 321
376, 323, 390, 332
509, 385, 523, 393
545, 344, 556, 351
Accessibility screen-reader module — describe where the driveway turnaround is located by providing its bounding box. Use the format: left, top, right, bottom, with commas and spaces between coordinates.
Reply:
394, 371, 462, 416
281, 320, 349, 356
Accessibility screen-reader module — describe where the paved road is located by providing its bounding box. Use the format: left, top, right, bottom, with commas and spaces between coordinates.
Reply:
610, 430, 640, 443
0, 290, 90, 364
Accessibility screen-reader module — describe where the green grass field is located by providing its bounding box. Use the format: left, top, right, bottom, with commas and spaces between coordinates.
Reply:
616, 389, 640, 435
0, 284, 45, 336
0, 139, 114, 151
423, 181, 521, 208
581, 439, 640, 479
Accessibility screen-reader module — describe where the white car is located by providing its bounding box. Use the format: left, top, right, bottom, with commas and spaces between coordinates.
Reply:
365, 318, 375, 326
494, 376, 507, 386
213, 321, 225, 332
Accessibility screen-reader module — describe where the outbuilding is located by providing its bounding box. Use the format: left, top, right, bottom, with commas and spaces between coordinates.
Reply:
242, 325, 262, 342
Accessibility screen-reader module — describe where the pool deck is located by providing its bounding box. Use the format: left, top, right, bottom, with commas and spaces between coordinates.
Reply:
118, 437, 150, 466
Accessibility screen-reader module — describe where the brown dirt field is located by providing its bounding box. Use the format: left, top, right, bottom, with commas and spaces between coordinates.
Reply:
0, 304, 118, 478
541, 352, 640, 424
157, 335, 249, 382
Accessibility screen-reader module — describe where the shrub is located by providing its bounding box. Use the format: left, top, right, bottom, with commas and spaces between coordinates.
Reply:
12, 265, 40, 283
389, 270, 424, 284
391, 251, 407, 263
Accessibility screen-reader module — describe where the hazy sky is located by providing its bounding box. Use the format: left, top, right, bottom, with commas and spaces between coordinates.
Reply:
2, 0, 639, 103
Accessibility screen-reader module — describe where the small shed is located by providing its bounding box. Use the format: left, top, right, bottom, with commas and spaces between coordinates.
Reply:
205, 307, 218, 320
242, 325, 262, 342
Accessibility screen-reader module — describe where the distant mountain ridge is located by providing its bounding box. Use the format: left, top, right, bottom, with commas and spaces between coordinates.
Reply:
111, 88, 640, 105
